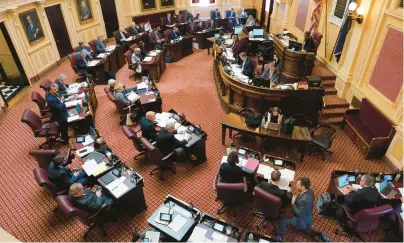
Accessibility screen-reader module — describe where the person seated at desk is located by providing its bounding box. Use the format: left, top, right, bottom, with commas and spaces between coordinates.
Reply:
167, 27, 181, 42
77, 41, 93, 61
46, 84, 69, 143
196, 22, 204, 32
267, 107, 283, 124
54, 73, 69, 94
233, 15, 242, 26
164, 12, 174, 26
156, 122, 190, 162
219, 151, 248, 191
94, 137, 109, 155
117, 27, 128, 45
143, 20, 152, 33
216, 31, 226, 46
131, 48, 143, 76
129, 22, 141, 35
246, 15, 256, 26
212, 8, 221, 20
95, 35, 107, 53
258, 170, 292, 208
336, 174, 380, 227
140, 111, 158, 141
69, 183, 113, 213
150, 29, 164, 50
48, 154, 89, 190
76, 50, 90, 78
302, 31, 316, 53
185, 10, 194, 23
108, 79, 116, 92
113, 82, 138, 105
239, 52, 254, 77
232, 32, 249, 59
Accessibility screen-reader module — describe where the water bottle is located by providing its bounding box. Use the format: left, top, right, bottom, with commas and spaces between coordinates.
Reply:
375, 173, 382, 182
247, 233, 254, 242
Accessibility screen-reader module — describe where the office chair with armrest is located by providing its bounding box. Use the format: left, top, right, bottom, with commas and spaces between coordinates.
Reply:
309, 123, 337, 160
21, 109, 60, 149
336, 204, 393, 241
129, 43, 139, 52
88, 40, 97, 53
104, 86, 111, 95
139, 137, 176, 180
31, 91, 51, 118
213, 175, 250, 214
68, 53, 85, 81
33, 167, 67, 200
55, 195, 110, 241
124, 49, 136, 79
121, 125, 145, 161
253, 186, 282, 229
29, 149, 73, 170
40, 79, 53, 92
257, 41, 274, 72
311, 31, 323, 54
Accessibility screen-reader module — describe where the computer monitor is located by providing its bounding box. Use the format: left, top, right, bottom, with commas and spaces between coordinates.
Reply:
384, 175, 393, 181
337, 174, 349, 188
88, 126, 96, 139
252, 28, 264, 37
234, 27, 242, 34
214, 33, 220, 38
380, 179, 388, 191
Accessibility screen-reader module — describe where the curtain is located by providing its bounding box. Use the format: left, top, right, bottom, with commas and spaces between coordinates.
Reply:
192, 0, 199, 3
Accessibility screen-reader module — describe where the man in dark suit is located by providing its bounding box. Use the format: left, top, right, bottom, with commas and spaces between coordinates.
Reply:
95, 35, 107, 53
76, 51, 90, 78
258, 170, 292, 208
26, 15, 41, 41
48, 154, 89, 190
185, 10, 194, 23
129, 22, 140, 35
69, 183, 113, 213
239, 52, 254, 77
156, 122, 189, 156
164, 13, 173, 26
211, 9, 221, 20
167, 27, 180, 42
140, 111, 158, 141
233, 16, 241, 26
45, 84, 69, 143
150, 29, 164, 50
302, 31, 316, 53
117, 28, 128, 45
54, 74, 69, 93
77, 41, 93, 61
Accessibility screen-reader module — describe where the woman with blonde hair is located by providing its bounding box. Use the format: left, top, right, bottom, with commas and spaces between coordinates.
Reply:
246, 15, 256, 26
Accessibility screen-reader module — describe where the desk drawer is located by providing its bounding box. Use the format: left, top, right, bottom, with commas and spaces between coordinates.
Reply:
353, 135, 368, 155
343, 121, 357, 141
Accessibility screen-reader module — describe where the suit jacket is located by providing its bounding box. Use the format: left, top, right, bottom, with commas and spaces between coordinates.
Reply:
48, 161, 75, 190
344, 186, 380, 214
150, 32, 163, 44
164, 16, 173, 26
219, 163, 245, 183
45, 92, 68, 122
117, 31, 127, 43
212, 11, 221, 20
303, 37, 316, 52
76, 54, 88, 71
232, 18, 241, 26
232, 37, 249, 56
27, 22, 40, 41
69, 189, 112, 213
156, 128, 187, 156
186, 13, 194, 23
242, 58, 254, 77
229, 11, 236, 18
291, 189, 314, 230
129, 26, 139, 35
77, 46, 93, 61
140, 117, 157, 141
95, 40, 106, 52
259, 181, 290, 208
167, 30, 180, 42
54, 78, 69, 92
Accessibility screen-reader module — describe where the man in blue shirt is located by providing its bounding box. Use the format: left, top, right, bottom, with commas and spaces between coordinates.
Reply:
45, 84, 69, 143
48, 154, 89, 190
77, 41, 93, 61
95, 35, 107, 53
167, 27, 180, 42
69, 183, 113, 213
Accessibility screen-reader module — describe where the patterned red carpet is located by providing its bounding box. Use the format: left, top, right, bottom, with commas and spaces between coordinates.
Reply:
0, 49, 392, 242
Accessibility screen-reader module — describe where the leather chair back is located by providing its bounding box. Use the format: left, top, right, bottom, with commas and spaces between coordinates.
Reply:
103, 86, 111, 95
204, 21, 212, 29
33, 167, 59, 198
351, 205, 393, 233
214, 175, 249, 204
160, 17, 165, 26
124, 50, 133, 65
113, 31, 120, 44
139, 23, 145, 32
312, 31, 323, 48
72, 46, 80, 52
40, 79, 53, 92
164, 29, 171, 42
21, 109, 43, 136
31, 91, 49, 117
88, 40, 97, 52
129, 44, 139, 52
106, 92, 125, 114
139, 137, 165, 166
121, 125, 144, 153
55, 195, 91, 224
253, 186, 282, 218
179, 14, 186, 23
29, 149, 60, 170
68, 53, 81, 73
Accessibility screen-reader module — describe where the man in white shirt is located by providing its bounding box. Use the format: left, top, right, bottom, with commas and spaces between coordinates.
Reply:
131, 48, 143, 74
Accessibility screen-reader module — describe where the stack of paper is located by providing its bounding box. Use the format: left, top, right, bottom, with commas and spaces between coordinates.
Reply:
188, 226, 207, 242
82, 134, 94, 146
143, 56, 153, 62
82, 159, 98, 175
137, 82, 148, 90
67, 115, 81, 122
97, 53, 107, 58
257, 164, 275, 179
93, 162, 108, 177
65, 99, 82, 108
105, 177, 128, 197
67, 87, 79, 95
87, 60, 99, 67
127, 92, 140, 102
168, 215, 187, 232
278, 168, 295, 190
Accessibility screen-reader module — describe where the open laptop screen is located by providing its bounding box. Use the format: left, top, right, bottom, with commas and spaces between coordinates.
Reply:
380, 179, 388, 191
337, 174, 349, 188
253, 28, 264, 36
234, 27, 242, 34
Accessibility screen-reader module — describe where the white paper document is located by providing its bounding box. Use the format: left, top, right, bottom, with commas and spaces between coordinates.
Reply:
257, 164, 274, 180
65, 99, 82, 108
168, 215, 187, 232
82, 158, 98, 176
398, 188, 404, 195
145, 231, 160, 243
188, 226, 207, 242
352, 184, 362, 191
87, 60, 99, 67
81, 134, 94, 146
212, 231, 228, 242
67, 115, 81, 122
143, 56, 153, 62
259, 239, 270, 243
137, 82, 148, 90
67, 87, 79, 95
126, 92, 140, 102
111, 183, 129, 198
106, 176, 126, 191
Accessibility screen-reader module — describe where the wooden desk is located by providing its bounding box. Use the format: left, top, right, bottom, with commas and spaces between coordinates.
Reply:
142, 49, 166, 82
221, 113, 311, 161
166, 37, 193, 62
121, 33, 151, 51
138, 91, 162, 113
87, 58, 109, 84
194, 29, 221, 49
213, 59, 325, 125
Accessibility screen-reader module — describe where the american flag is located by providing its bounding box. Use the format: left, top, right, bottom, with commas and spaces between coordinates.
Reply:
309, 0, 324, 33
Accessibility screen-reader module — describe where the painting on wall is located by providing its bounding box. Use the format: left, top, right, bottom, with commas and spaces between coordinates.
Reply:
19, 9, 45, 45
142, 0, 157, 11
75, 0, 93, 24
160, 0, 175, 8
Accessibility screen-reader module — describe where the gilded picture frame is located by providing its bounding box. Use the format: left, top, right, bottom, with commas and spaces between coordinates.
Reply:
141, 0, 157, 11
160, 0, 175, 9
75, 0, 94, 24
19, 9, 45, 45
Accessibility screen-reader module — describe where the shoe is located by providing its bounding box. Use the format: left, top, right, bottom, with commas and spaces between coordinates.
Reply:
320, 233, 330, 242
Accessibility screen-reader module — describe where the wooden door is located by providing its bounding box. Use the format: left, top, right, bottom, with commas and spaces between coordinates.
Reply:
99, 0, 119, 38
45, 5, 72, 58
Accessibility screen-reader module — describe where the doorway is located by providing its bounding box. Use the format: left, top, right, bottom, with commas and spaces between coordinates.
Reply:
45, 4, 72, 58
99, 0, 119, 38
0, 22, 28, 104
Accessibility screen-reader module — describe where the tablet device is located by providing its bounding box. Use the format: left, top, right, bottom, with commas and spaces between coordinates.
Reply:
274, 159, 283, 166
160, 213, 172, 222
348, 175, 356, 182
112, 169, 121, 177
213, 223, 225, 232
76, 137, 85, 143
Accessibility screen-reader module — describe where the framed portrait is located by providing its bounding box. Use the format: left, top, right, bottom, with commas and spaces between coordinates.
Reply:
19, 9, 45, 45
160, 0, 175, 8
75, 0, 94, 24
141, 0, 157, 11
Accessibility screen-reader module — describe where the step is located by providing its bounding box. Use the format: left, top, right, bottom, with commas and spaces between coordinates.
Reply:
323, 95, 350, 109
325, 86, 338, 95
322, 79, 336, 88
321, 107, 347, 118
319, 75, 337, 80
319, 116, 344, 127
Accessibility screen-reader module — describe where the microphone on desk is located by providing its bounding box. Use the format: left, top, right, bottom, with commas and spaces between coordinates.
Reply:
188, 203, 196, 219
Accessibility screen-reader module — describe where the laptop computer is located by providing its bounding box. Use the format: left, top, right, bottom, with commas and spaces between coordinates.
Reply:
214, 33, 220, 38
379, 179, 398, 199
337, 174, 350, 188
252, 28, 265, 38
234, 26, 242, 34
68, 103, 81, 116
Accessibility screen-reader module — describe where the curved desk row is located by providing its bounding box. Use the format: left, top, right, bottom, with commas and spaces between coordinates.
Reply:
213, 59, 325, 125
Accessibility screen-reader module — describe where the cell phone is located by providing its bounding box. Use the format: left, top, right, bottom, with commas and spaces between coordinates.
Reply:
213, 223, 225, 232
76, 137, 85, 143
160, 213, 172, 222
112, 169, 120, 177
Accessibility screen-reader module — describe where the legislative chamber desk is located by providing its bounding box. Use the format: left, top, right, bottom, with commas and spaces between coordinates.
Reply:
166, 37, 193, 62
87, 45, 125, 84
221, 113, 311, 161
142, 49, 166, 82
121, 32, 151, 51
213, 60, 325, 125
273, 37, 316, 82
194, 28, 222, 49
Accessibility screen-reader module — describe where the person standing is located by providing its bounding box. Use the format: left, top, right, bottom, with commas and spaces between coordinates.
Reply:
45, 84, 69, 143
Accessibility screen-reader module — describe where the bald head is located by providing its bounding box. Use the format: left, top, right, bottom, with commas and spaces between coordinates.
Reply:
69, 183, 84, 197
146, 111, 155, 121
166, 122, 175, 133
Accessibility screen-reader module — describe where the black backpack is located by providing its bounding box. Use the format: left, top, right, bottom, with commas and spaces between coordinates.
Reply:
316, 192, 339, 216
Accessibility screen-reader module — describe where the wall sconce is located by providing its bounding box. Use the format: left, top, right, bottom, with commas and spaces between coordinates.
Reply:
347, 2, 364, 24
